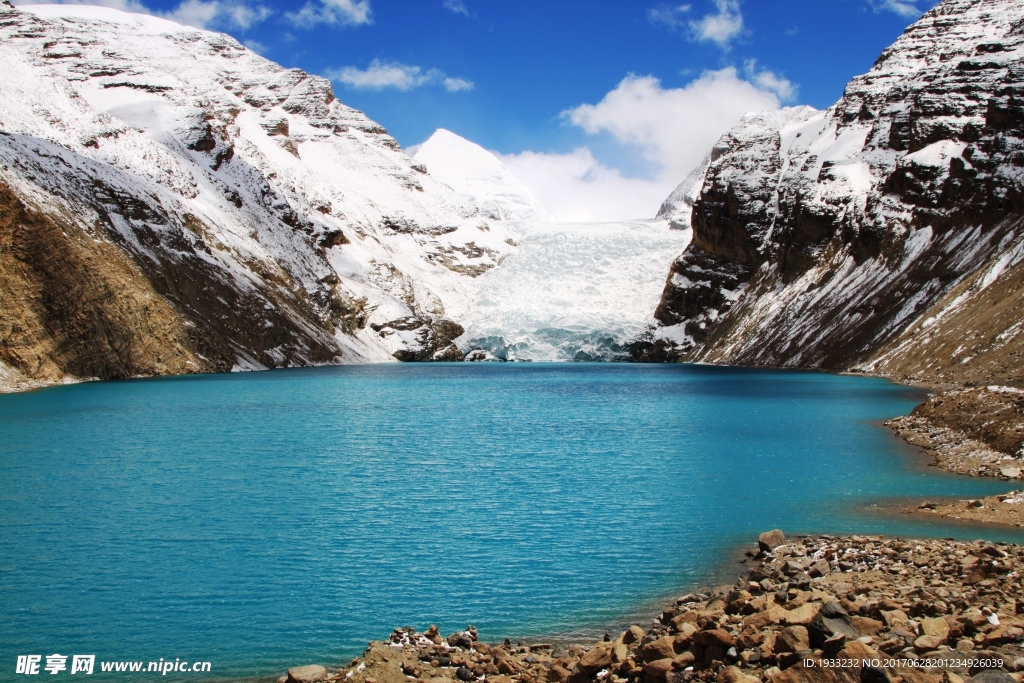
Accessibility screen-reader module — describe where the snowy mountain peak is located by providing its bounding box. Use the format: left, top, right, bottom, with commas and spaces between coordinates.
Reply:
639, 0, 1024, 386
19, 4, 196, 33
414, 129, 554, 222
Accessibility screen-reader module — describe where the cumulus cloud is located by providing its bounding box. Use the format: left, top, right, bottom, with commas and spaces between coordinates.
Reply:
689, 0, 743, 47
496, 68, 786, 222
327, 60, 473, 92
868, 0, 924, 18
443, 0, 469, 16
286, 0, 371, 28
16, 0, 271, 30
744, 60, 796, 101
499, 148, 679, 224
651, 0, 743, 49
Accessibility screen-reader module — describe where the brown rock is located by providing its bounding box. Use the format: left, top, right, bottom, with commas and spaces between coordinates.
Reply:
769, 662, 859, 683
851, 617, 884, 636
880, 609, 909, 628
624, 625, 646, 645
784, 603, 820, 626
695, 629, 736, 649
914, 635, 942, 653
760, 530, 787, 552
717, 665, 760, 683
673, 652, 696, 669
642, 636, 678, 662
920, 617, 950, 641
547, 665, 571, 683
644, 658, 675, 683
777, 626, 811, 654
578, 642, 613, 676
287, 666, 328, 683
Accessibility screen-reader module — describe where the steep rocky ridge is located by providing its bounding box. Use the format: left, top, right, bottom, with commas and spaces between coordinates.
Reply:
636, 0, 1024, 393
0, 3, 518, 389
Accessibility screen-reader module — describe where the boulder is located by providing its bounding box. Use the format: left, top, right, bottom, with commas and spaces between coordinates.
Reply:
808, 560, 831, 579
777, 626, 811, 653
578, 641, 613, 675
879, 609, 909, 628
718, 665, 760, 683
287, 666, 328, 683
548, 665, 572, 683
624, 625, 646, 644
759, 530, 786, 552
455, 667, 474, 682
914, 635, 943, 653
695, 629, 736, 649
850, 617, 884, 636
644, 658, 675, 683
784, 603, 821, 626
920, 617, 950, 641
809, 601, 862, 648
642, 636, 678, 663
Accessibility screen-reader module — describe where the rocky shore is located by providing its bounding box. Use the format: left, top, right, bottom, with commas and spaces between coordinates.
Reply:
883, 385, 1024, 528
282, 531, 1024, 683
909, 494, 1024, 529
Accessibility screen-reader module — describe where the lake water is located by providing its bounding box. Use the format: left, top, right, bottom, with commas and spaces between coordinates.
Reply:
1, 364, 1020, 681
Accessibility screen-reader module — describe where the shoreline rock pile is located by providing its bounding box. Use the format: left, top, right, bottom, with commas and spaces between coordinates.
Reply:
912, 493, 1024, 529
283, 531, 1024, 683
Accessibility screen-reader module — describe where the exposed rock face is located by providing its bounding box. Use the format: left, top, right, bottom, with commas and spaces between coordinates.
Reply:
637, 0, 1024, 388
0, 4, 518, 389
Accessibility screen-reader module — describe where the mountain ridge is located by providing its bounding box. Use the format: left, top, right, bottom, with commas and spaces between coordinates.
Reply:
635, 0, 1024, 392
0, 2, 522, 389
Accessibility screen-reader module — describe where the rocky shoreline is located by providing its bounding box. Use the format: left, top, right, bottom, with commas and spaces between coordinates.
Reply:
281, 531, 1024, 683
883, 384, 1024, 528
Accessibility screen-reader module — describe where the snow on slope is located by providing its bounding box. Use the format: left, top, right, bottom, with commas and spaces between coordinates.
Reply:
0, 2, 519, 372
413, 129, 554, 222
0, 3, 698, 377
458, 220, 690, 361
639, 0, 1024, 376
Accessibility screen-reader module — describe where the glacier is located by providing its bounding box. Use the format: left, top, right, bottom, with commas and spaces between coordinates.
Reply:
457, 219, 690, 361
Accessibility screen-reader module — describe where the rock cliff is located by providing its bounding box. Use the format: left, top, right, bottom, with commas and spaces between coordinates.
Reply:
637, 0, 1024, 390
0, 3, 518, 389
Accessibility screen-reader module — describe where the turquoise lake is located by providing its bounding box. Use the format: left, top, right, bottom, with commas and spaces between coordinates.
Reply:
1, 363, 1022, 681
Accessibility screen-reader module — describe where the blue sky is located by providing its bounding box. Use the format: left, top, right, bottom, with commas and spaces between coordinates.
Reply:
21, 0, 942, 219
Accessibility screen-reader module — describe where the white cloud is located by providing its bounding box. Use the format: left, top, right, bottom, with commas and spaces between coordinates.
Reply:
689, 0, 743, 47
286, 0, 371, 28
496, 68, 785, 222
442, 76, 474, 92
868, 0, 923, 18
443, 0, 469, 16
650, 0, 743, 49
18, 0, 271, 30
744, 59, 796, 101
647, 4, 691, 30
499, 148, 678, 223
326, 60, 473, 92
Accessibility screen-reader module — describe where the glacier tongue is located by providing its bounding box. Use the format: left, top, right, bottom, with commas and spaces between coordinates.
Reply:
458, 220, 691, 361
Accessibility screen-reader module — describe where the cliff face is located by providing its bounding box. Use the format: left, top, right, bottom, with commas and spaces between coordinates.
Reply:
0, 3, 518, 389
637, 0, 1024, 387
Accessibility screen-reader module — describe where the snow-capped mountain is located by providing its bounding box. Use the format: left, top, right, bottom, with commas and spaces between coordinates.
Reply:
636, 0, 1024, 387
0, 2, 519, 388
412, 129, 553, 222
